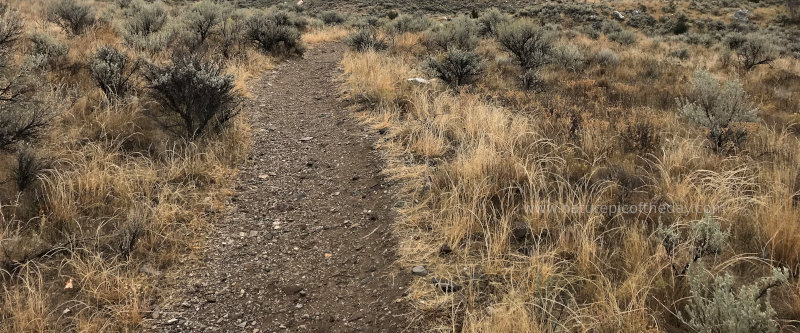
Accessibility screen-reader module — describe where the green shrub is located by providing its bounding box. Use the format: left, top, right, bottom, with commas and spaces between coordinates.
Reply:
347, 29, 387, 52
477, 8, 510, 37
678, 70, 758, 153
144, 57, 239, 140
519, 68, 545, 92
183, 1, 230, 45
319, 10, 346, 25
0, 7, 23, 50
89, 46, 140, 101
0, 66, 50, 151
672, 13, 689, 35
124, 0, 168, 37
29, 33, 69, 70
386, 14, 432, 34
221, 11, 247, 58
12, 144, 49, 192
680, 263, 787, 333
47, 0, 95, 35
246, 13, 304, 57
424, 48, 484, 88
726, 33, 778, 71
592, 49, 619, 67
669, 48, 691, 60
424, 16, 480, 51
551, 44, 584, 72
690, 215, 728, 258
496, 20, 553, 70
608, 29, 638, 45
789, 0, 800, 22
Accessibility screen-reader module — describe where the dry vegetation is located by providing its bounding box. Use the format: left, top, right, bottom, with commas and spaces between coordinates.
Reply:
0, 0, 348, 331
341, 0, 800, 331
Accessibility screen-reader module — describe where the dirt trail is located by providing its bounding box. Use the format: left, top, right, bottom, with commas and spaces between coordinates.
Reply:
150, 43, 415, 332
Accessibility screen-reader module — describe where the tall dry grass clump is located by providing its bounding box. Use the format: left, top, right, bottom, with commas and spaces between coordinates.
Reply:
343, 4, 800, 332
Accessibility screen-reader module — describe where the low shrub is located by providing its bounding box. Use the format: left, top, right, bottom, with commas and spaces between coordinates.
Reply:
386, 14, 432, 34
519, 68, 545, 92
424, 48, 484, 88
12, 144, 49, 192
0, 66, 49, 151
592, 48, 620, 67
477, 8, 510, 37
608, 29, 637, 45
681, 263, 787, 333
221, 12, 247, 58
550, 44, 584, 72
424, 16, 480, 51
0, 7, 23, 50
496, 20, 553, 70
183, 1, 229, 45
47, 0, 95, 35
124, 0, 168, 37
144, 57, 239, 140
246, 13, 304, 57
319, 10, 346, 25
347, 29, 387, 52
678, 70, 758, 153
29, 33, 69, 70
620, 119, 661, 154
89, 46, 140, 101
726, 33, 778, 71
669, 48, 691, 60
672, 13, 689, 35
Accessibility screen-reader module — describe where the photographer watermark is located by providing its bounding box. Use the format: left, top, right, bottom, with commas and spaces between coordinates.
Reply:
526, 203, 724, 215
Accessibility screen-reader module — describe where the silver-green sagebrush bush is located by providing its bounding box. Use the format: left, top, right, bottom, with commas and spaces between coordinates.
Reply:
551, 44, 585, 72
246, 12, 304, 57
28, 33, 69, 70
182, 1, 231, 46
678, 70, 758, 153
496, 20, 554, 71
424, 48, 484, 88
89, 46, 140, 101
424, 16, 480, 51
47, 0, 96, 35
347, 29, 387, 52
144, 58, 239, 140
385, 14, 432, 34
681, 263, 788, 333
0, 7, 23, 50
477, 8, 510, 37
121, 0, 175, 52
726, 33, 778, 71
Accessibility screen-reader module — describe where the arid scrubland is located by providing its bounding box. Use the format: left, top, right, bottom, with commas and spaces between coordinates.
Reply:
342, 0, 800, 331
0, 0, 347, 331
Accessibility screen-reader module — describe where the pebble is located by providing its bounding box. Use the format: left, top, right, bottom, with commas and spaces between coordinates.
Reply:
411, 266, 428, 276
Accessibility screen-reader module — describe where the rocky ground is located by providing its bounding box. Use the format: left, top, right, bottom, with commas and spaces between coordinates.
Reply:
146, 43, 418, 332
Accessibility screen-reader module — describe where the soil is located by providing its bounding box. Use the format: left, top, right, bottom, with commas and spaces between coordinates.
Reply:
148, 43, 417, 332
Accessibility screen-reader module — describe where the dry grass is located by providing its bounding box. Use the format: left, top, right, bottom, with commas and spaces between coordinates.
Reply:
302, 25, 351, 45
0, 0, 272, 331
341, 3, 800, 331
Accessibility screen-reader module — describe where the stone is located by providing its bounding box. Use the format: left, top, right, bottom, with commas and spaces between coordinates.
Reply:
411, 266, 428, 276
439, 244, 452, 256
612, 11, 625, 21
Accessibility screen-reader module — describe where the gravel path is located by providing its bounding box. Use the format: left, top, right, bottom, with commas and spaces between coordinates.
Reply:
148, 43, 415, 332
